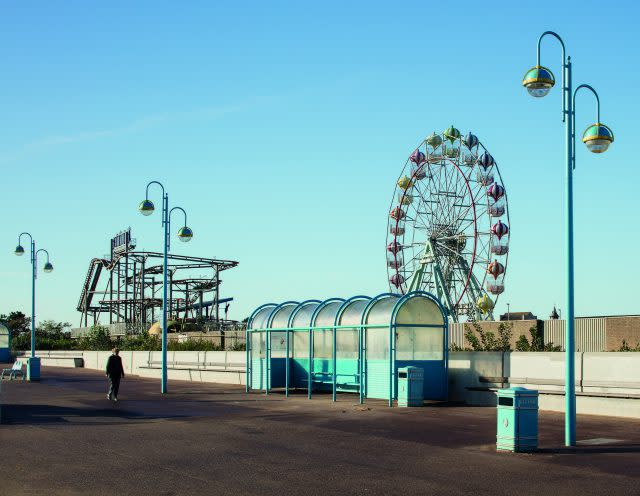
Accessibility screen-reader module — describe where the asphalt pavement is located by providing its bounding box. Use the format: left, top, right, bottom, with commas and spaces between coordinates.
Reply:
1, 365, 638, 495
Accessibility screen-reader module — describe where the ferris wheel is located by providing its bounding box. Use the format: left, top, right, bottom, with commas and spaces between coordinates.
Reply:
386, 126, 510, 322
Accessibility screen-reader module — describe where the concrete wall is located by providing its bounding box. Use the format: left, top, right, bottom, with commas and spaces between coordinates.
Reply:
27, 349, 640, 418
22, 349, 247, 386
447, 351, 640, 418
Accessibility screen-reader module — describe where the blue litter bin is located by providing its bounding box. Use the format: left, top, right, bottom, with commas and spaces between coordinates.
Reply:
496, 387, 538, 452
27, 357, 41, 381
397, 366, 424, 407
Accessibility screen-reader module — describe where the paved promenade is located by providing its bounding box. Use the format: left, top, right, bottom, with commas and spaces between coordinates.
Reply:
1, 366, 639, 495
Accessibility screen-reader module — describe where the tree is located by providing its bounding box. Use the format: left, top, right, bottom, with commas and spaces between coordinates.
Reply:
77, 326, 113, 351
515, 326, 562, 352
0, 311, 31, 338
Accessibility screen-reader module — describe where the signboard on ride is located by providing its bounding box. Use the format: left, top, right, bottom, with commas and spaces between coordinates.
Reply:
111, 228, 134, 256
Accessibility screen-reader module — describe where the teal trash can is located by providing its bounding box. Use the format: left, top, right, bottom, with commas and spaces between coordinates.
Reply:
496, 387, 538, 452
397, 366, 424, 407
26, 357, 41, 381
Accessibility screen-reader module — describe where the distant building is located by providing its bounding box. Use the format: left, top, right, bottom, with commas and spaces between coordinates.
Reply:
499, 311, 537, 321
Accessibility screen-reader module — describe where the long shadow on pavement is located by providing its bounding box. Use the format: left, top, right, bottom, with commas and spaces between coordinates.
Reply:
538, 445, 640, 454
3, 403, 189, 426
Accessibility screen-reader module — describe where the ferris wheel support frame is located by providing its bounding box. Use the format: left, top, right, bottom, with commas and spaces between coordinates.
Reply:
406, 240, 456, 320
405, 239, 493, 323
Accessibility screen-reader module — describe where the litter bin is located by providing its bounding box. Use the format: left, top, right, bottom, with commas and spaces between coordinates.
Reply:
397, 366, 424, 407
496, 387, 538, 452
26, 357, 41, 381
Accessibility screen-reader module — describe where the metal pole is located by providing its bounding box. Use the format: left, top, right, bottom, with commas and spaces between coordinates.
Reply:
162, 193, 169, 394
332, 325, 337, 402
31, 240, 36, 358
285, 328, 290, 397
564, 56, 576, 447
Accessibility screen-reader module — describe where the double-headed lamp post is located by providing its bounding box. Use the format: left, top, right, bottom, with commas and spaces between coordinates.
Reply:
139, 181, 193, 394
14, 232, 54, 380
522, 31, 614, 447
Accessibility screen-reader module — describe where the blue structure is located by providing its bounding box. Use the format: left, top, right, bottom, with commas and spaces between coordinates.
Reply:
0, 323, 10, 362
246, 291, 448, 406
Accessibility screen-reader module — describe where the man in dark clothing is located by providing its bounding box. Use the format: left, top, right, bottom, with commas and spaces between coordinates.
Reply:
105, 347, 125, 401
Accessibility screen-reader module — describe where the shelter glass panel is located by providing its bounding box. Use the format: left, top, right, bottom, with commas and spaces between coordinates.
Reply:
314, 301, 344, 328
314, 329, 333, 359
251, 332, 265, 358
336, 329, 358, 359
396, 327, 444, 360
395, 296, 444, 326
270, 331, 287, 358
251, 306, 275, 330
292, 332, 309, 358
337, 299, 370, 326
366, 296, 400, 325
0, 333, 8, 348
291, 303, 319, 328
367, 328, 389, 360
270, 304, 298, 329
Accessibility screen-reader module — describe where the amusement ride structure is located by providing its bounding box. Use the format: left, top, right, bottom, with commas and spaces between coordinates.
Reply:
76, 228, 238, 328
386, 126, 510, 322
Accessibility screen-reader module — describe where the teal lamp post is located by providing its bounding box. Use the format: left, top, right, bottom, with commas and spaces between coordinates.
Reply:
139, 181, 193, 394
522, 31, 614, 446
14, 233, 54, 380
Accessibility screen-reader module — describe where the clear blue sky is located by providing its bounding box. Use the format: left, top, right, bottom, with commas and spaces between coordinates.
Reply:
1, 1, 638, 325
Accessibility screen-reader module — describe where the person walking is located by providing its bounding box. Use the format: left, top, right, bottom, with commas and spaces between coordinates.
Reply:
105, 347, 125, 402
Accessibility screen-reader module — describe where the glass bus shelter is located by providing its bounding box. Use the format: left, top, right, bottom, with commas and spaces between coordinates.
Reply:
246, 291, 448, 406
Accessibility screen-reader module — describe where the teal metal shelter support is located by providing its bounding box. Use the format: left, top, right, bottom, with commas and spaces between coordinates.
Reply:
246, 291, 448, 406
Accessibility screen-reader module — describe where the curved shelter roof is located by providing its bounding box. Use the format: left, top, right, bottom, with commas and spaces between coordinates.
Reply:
247, 292, 447, 330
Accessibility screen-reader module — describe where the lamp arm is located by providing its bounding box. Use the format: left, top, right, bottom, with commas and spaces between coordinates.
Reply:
571, 84, 601, 170
145, 180, 165, 199
537, 31, 568, 121
35, 249, 50, 264
573, 84, 600, 123
18, 232, 33, 246
169, 206, 188, 226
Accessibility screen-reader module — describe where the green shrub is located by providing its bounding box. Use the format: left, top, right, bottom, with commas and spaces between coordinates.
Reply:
618, 340, 640, 352
462, 320, 512, 351
77, 326, 113, 350
119, 331, 161, 351
167, 339, 223, 351
229, 341, 246, 351
515, 327, 562, 352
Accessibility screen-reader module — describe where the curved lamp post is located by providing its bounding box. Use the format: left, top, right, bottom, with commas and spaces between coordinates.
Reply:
522, 31, 614, 446
14, 233, 54, 380
139, 181, 193, 394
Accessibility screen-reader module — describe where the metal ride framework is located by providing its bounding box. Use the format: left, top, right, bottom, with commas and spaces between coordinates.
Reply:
387, 126, 510, 322
77, 229, 238, 327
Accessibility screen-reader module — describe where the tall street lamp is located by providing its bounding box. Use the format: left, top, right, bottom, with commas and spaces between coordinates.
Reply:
139, 181, 193, 394
14, 233, 54, 381
522, 31, 614, 446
